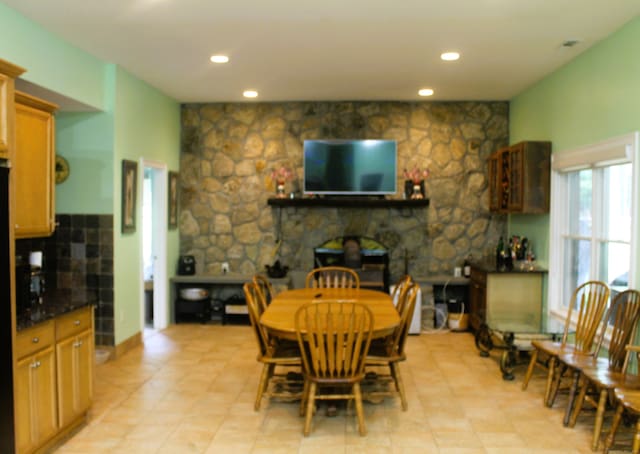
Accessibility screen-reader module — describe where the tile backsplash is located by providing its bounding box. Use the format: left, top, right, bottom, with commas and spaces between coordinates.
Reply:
16, 214, 115, 346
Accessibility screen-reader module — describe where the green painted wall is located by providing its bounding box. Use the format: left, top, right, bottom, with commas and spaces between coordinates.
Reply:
510, 16, 640, 272
112, 66, 180, 344
55, 112, 114, 213
0, 3, 106, 109
1, 3, 180, 346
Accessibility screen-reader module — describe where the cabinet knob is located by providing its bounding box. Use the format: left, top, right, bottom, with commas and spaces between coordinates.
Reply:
74, 320, 80, 326
32, 337, 39, 343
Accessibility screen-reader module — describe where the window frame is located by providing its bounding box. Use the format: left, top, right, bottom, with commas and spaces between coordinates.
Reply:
548, 132, 639, 324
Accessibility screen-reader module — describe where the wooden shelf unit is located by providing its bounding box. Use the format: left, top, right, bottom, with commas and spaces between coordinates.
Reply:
267, 197, 429, 208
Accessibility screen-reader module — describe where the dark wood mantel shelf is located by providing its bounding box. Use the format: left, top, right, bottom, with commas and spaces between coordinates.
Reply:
267, 197, 429, 208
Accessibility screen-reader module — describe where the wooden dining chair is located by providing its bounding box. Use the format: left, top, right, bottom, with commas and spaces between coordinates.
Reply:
253, 274, 275, 312
365, 283, 419, 410
604, 381, 640, 453
243, 282, 302, 411
521, 280, 610, 407
390, 274, 413, 316
295, 301, 374, 436
563, 290, 640, 450
305, 266, 360, 289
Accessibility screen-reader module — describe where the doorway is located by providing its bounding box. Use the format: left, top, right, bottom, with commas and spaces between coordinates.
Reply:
141, 159, 169, 334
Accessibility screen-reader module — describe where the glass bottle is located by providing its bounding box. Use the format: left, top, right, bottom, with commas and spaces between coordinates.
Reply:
463, 255, 471, 278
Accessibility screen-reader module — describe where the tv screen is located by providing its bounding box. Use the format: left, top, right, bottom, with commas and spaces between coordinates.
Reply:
303, 140, 397, 195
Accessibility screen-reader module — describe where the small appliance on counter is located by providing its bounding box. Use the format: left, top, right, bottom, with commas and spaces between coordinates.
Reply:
178, 255, 196, 275
15, 251, 46, 318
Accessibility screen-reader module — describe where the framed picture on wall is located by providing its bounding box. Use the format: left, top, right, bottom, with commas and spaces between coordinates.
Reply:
121, 160, 138, 233
168, 171, 179, 229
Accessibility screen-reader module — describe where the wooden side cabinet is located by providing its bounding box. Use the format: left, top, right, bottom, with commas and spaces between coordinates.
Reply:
14, 91, 57, 238
468, 266, 544, 333
14, 321, 58, 454
488, 141, 551, 214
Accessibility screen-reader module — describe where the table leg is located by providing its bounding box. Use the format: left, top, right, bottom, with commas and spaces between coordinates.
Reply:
475, 323, 493, 357
499, 332, 516, 381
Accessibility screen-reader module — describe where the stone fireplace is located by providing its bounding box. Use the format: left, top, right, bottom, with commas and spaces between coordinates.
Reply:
179, 101, 509, 280
313, 236, 390, 291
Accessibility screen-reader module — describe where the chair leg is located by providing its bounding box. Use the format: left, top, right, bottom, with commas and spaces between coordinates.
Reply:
255, 363, 271, 411
569, 375, 589, 428
563, 369, 580, 426
522, 349, 538, 391
353, 382, 367, 436
299, 379, 309, 417
592, 389, 608, 451
634, 418, 640, 454
604, 403, 624, 454
303, 382, 316, 436
391, 362, 408, 411
544, 357, 557, 406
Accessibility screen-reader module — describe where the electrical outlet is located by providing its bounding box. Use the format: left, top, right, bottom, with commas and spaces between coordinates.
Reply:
222, 262, 230, 274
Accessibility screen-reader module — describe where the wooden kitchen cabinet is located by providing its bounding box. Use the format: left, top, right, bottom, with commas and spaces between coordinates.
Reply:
14, 322, 58, 454
0, 59, 25, 158
488, 141, 551, 214
13, 307, 94, 454
56, 308, 94, 429
469, 266, 544, 333
14, 91, 57, 238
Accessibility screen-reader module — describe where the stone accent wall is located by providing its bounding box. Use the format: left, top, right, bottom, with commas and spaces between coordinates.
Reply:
180, 101, 508, 279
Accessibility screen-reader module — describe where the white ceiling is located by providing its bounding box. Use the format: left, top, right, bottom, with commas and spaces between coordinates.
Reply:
4, 0, 640, 105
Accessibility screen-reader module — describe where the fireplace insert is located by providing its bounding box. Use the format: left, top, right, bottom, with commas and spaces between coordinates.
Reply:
313, 236, 389, 292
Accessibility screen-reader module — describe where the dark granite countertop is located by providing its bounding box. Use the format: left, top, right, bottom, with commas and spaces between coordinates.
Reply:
471, 261, 548, 274
16, 289, 97, 331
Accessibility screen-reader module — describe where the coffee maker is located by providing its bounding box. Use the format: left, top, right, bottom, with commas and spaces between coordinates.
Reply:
16, 251, 45, 317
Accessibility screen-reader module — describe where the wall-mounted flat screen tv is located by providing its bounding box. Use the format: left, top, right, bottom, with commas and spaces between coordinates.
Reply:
303, 139, 397, 195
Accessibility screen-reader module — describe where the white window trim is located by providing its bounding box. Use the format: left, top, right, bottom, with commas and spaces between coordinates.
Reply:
548, 132, 639, 324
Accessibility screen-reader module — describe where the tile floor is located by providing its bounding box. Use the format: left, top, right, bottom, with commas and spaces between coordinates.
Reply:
54, 324, 629, 453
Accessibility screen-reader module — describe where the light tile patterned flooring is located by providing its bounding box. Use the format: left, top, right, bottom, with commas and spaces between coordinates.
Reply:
54, 324, 622, 453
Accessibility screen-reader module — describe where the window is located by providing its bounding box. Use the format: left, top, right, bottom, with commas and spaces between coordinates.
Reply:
549, 133, 638, 319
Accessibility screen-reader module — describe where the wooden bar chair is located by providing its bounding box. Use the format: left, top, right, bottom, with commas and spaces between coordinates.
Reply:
295, 301, 374, 436
365, 283, 420, 410
243, 282, 302, 411
305, 266, 360, 289
521, 280, 610, 407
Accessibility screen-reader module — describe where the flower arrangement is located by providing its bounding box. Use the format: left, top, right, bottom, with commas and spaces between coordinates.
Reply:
271, 166, 293, 184
271, 166, 293, 198
404, 167, 430, 184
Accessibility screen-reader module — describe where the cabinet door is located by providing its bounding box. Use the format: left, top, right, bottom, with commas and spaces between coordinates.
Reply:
508, 144, 524, 211
15, 347, 58, 454
487, 153, 500, 211
57, 330, 93, 428
14, 94, 56, 238
0, 72, 10, 158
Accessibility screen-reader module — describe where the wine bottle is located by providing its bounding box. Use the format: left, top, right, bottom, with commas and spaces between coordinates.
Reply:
463, 255, 471, 278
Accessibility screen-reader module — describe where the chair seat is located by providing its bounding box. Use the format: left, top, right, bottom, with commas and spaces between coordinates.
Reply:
613, 388, 640, 414
556, 351, 602, 370
582, 367, 640, 390
531, 340, 588, 358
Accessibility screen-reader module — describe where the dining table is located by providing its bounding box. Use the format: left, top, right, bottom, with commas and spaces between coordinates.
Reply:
260, 287, 400, 341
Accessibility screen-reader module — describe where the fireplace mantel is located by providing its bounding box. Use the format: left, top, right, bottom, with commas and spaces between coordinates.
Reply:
267, 197, 429, 208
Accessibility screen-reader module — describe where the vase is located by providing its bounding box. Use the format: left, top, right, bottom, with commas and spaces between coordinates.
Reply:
275, 181, 286, 198
411, 181, 424, 199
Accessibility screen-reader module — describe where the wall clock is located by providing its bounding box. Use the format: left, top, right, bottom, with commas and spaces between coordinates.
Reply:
55, 155, 70, 184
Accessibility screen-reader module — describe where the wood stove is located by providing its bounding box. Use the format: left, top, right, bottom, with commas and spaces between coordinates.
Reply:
313, 236, 389, 292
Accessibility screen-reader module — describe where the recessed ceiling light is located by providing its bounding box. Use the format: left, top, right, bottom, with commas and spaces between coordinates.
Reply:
243, 90, 258, 98
418, 88, 434, 97
210, 55, 229, 63
440, 51, 460, 61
